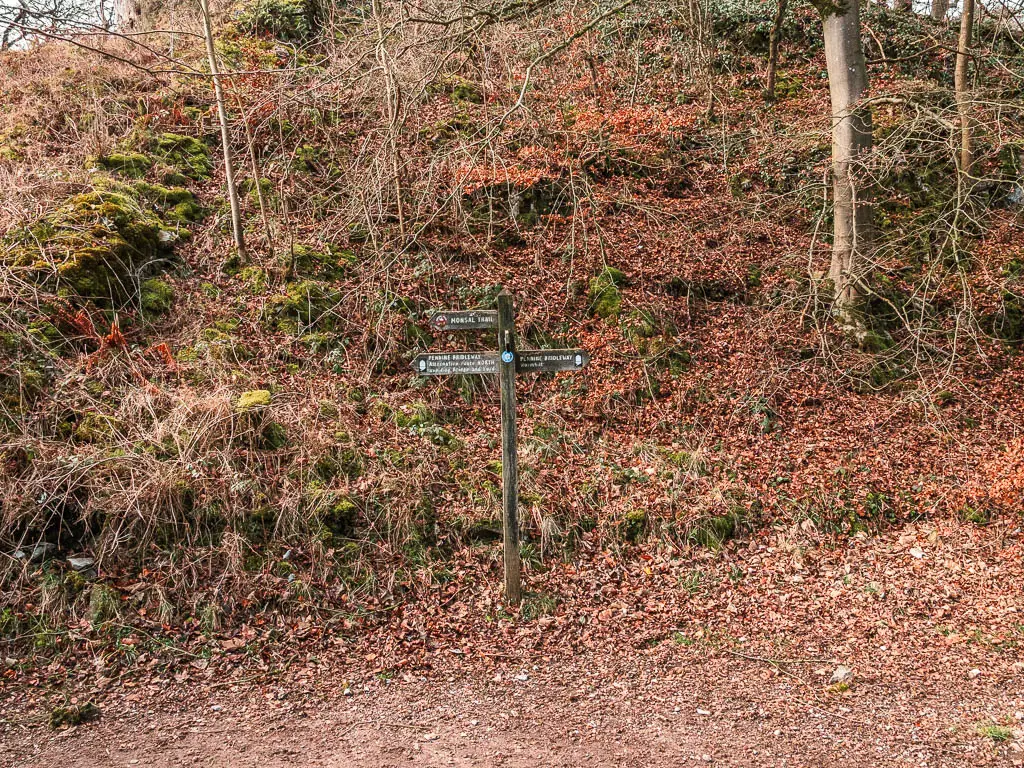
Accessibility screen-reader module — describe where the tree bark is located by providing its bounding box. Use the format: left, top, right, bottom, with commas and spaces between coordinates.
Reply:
955, 0, 975, 176
113, 0, 142, 29
199, 0, 247, 261
764, 0, 789, 100
893, 0, 912, 12
821, 0, 873, 330
931, 0, 948, 21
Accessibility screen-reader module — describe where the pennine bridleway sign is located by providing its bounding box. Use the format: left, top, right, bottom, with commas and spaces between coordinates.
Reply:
411, 291, 589, 605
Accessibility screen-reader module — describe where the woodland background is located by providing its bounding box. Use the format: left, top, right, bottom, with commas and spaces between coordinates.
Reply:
0, 0, 1023, 725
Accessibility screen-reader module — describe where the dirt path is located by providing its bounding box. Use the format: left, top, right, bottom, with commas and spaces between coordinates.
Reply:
4, 520, 1023, 766
3, 648, 1020, 768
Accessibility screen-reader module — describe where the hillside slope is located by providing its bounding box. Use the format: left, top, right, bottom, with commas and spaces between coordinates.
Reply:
1, 0, 1023, 680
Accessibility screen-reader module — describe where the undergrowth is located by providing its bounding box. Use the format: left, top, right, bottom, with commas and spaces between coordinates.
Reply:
0, 0, 1022, 655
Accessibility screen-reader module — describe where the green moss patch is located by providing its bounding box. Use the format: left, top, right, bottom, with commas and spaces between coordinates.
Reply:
264, 280, 341, 333
688, 511, 741, 550
589, 267, 626, 319
151, 133, 213, 179
94, 152, 153, 178
236, 389, 272, 411
140, 277, 174, 315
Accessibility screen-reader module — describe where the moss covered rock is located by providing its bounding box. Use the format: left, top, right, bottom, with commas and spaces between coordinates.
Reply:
74, 412, 122, 443
87, 583, 120, 623
187, 327, 251, 362
49, 702, 100, 729
151, 133, 213, 179
259, 421, 288, 449
264, 280, 341, 333
4, 185, 177, 308
0, 361, 47, 409
238, 266, 268, 293
314, 444, 363, 480
1, 173, 203, 311
235, 0, 316, 41
132, 182, 205, 223
236, 389, 272, 411
688, 511, 740, 549
319, 497, 358, 540
287, 244, 357, 279
619, 509, 647, 542
94, 152, 153, 178
162, 171, 191, 186
589, 267, 626, 319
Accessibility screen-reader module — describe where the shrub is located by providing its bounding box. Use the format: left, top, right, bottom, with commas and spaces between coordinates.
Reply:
236, 0, 316, 42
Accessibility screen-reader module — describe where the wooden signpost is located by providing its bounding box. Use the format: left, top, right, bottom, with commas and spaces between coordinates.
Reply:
412, 291, 589, 605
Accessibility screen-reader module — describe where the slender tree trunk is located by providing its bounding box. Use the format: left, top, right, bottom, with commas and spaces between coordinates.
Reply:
931, 0, 948, 21
98, 0, 111, 30
199, 0, 247, 260
821, 0, 874, 330
372, 0, 406, 240
764, 0, 789, 100
955, 0, 975, 176
893, 0, 912, 11
233, 91, 275, 254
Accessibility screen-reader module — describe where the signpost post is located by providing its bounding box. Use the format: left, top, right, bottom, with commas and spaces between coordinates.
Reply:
411, 291, 589, 605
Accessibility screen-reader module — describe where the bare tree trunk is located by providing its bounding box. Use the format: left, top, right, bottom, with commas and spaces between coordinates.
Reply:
893, 0, 912, 11
199, 0, 247, 261
931, 0, 949, 21
113, 0, 142, 28
955, 0, 975, 176
821, 0, 873, 331
764, 0, 788, 100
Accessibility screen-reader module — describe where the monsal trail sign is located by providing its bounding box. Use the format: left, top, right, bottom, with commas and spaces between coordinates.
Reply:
411, 292, 588, 605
